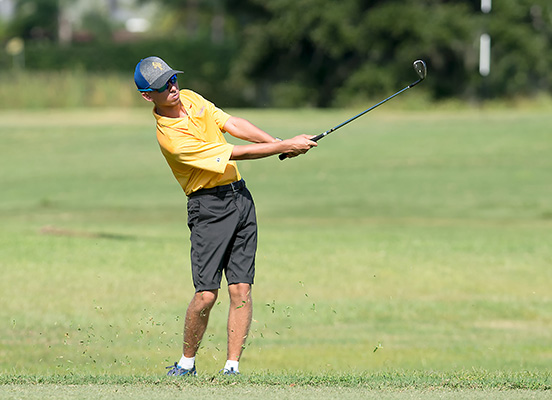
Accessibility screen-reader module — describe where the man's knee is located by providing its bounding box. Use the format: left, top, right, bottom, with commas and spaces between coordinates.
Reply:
192, 289, 218, 311
228, 283, 252, 305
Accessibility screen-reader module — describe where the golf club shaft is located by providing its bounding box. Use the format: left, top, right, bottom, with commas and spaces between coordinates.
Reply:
278, 77, 423, 160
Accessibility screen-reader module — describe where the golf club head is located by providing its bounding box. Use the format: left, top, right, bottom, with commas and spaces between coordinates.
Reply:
413, 60, 427, 80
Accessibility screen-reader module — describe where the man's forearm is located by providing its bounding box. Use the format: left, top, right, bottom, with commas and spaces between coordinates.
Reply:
230, 135, 317, 160
230, 141, 286, 160
224, 117, 277, 143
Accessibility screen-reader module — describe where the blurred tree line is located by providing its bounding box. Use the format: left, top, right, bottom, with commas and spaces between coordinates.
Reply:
1, 0, 551, 107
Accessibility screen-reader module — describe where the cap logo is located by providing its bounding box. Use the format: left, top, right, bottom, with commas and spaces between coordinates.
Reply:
152, 62, 163, 70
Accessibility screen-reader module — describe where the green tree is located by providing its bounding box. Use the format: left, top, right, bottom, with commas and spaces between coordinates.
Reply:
225, 0, 551, 106
483, 0, 552, 98
140, 0, 228, 42
80, 10, 114, 42
7, 0, 59, 41
226, 0, 477, 106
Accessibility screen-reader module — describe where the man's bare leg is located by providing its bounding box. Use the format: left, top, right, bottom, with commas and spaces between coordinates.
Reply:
227, 283, 253, 362
183, 289, 218, 357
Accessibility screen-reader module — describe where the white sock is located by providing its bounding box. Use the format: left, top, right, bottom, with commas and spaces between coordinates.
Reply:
224, 360, 239, 372
178, 355, 195, 370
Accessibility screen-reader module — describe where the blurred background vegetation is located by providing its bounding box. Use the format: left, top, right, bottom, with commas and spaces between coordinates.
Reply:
0, 0, 551, 108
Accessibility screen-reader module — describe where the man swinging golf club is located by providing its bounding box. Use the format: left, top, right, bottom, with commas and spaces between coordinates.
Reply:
134, 56, 316, 376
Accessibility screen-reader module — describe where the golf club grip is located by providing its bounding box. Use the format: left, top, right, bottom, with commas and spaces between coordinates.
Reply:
278, 132, 326, 160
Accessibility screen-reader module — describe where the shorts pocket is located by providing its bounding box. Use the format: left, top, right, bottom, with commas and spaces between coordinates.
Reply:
187, 198, 200, 229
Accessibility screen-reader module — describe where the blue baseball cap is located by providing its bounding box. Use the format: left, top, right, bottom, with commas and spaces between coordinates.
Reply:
134, 56, 183, 91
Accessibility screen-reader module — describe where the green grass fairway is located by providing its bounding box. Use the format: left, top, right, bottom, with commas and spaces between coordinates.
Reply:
1, 371, 550, 399
1, 107, 551, 397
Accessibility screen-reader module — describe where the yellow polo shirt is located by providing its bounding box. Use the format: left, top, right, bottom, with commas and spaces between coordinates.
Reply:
154, 90, 241, 195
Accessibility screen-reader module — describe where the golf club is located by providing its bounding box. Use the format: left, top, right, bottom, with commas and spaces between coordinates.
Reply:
279, 59, 427, 160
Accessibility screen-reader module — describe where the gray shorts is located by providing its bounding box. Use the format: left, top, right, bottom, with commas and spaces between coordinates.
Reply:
186, 180, 257, 292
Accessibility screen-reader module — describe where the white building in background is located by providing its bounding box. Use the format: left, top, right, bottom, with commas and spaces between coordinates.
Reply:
0, 0, 15, 20
479, 0, 491, 77
56, 0, 156, 43
62, 0, 155, 32
0, 0, 156, 41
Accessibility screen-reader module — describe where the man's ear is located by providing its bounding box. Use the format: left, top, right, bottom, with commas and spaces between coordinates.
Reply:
141, 92, 154, 102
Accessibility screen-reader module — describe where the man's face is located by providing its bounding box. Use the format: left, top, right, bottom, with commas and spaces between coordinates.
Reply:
141, 75, 180, 107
